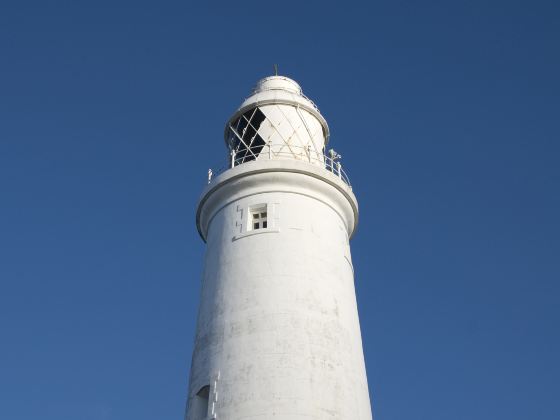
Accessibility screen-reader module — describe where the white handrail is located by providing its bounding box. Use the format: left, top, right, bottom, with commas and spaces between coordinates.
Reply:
208, 144, 351, 187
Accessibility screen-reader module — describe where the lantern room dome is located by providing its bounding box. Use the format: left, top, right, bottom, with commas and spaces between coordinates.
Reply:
225, 75, 330, 146
253, 76, 302, 94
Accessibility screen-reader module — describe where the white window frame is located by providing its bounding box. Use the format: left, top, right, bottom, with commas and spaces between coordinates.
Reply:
249, 206, 268, 231
233, 201, 279, 241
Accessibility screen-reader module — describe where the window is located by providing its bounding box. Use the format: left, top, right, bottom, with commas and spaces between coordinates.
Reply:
227, 107, 267, 164
233, 202, 279, 241
190, 385, 209, 420
251, 207, 268, 230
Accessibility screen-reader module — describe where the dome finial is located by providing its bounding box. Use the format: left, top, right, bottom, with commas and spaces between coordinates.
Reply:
273, 63, 278, 76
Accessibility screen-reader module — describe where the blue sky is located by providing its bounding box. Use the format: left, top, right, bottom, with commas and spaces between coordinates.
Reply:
1, 1, 558, 419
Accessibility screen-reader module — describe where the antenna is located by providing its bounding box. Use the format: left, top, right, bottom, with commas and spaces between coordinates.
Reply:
273, 64, 278, 76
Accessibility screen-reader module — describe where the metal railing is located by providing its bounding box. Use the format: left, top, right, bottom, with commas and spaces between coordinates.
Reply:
207, 144, 351, 187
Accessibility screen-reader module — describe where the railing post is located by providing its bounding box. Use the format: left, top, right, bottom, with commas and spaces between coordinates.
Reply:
208, 168, 213, 184
268, 141, 272, 159
337, 162, 342, 179
307, 145, 311, 162
230, 150, 235, 168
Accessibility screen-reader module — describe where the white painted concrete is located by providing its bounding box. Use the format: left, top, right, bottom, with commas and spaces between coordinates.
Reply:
186, 77, 372, 420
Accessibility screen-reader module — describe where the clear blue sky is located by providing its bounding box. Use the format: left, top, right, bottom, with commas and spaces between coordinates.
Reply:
1, 1, 558, 419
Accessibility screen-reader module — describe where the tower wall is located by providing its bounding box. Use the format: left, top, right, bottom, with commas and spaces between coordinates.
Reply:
186, 161, 372, 419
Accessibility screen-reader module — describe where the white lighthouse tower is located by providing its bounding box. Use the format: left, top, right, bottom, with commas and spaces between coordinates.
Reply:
186, 75, 372, 420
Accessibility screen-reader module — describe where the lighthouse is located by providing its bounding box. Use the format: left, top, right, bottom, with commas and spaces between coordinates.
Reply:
186, 75, 373, 419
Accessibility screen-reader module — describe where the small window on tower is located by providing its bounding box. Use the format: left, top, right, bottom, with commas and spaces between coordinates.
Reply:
190, 385, 210, 420
233, 202, 278, 240
250, 206, 268, 230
